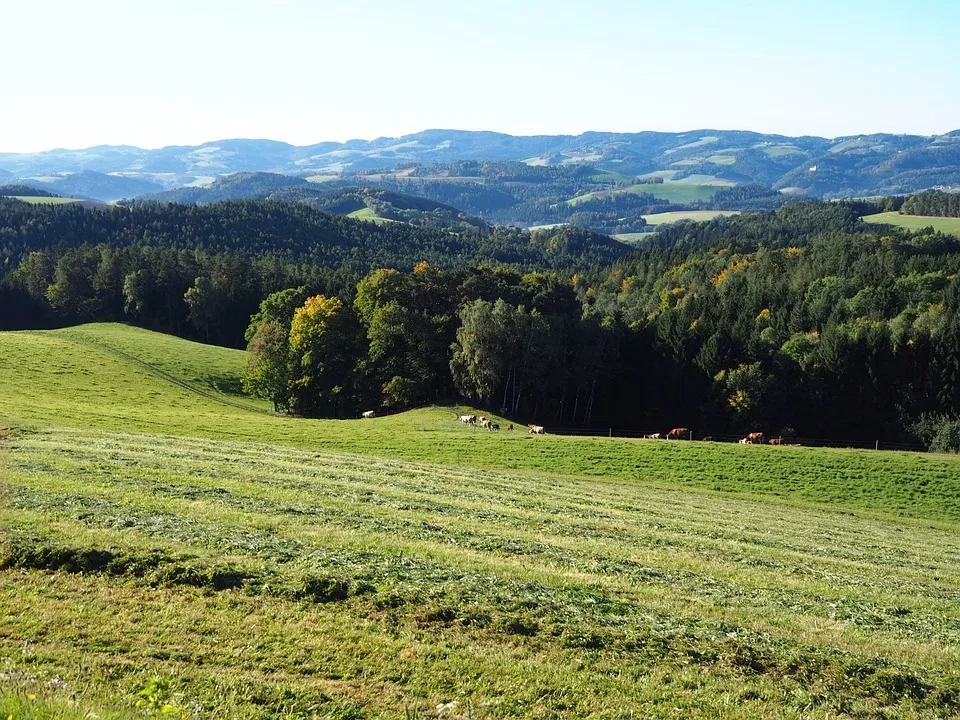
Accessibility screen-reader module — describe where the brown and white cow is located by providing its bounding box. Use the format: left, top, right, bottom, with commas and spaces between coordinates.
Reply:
768, 437, 782, 446
528, 423, 545, 434
666, 427, 689, 440
643, 432, 662, 440
746, 431, 764, 444
506, 423, 514, 431
459, 414, 476, 424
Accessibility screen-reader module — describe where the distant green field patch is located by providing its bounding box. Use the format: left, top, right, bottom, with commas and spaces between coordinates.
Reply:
528, 222, 569, 231
759, 144, 803, 159
663, 136, 719, 155
862, 212, 960, 237
643, 210, 740, 225
671, 174, 736, 187
829, 138, 871, 154
348, 207, 393, 223
570, 181, 725, 206
668, 159, 699, 167
635, 170, 678, 181
306, 174, 338, 183
626, 182, 722, 203
347, 206, 397, 225
705, 155, 736, 165
588, 169, 633, 183
7, 196, 80, 205
613, 232, 658, 243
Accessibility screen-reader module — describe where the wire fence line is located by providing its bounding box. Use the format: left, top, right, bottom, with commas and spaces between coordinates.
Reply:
533, 426, 927, 452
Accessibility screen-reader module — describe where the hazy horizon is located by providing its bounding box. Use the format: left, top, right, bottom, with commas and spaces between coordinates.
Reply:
4, 0, 959, 153
3, 123, 960, 156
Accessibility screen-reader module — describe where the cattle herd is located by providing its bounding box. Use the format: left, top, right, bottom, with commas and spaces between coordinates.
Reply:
364, 410, 799, 446
643, 428, 798, 446
458, 414, 544, 434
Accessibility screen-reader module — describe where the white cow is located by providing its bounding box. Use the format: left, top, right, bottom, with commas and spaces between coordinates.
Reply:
361, 410, 376, 419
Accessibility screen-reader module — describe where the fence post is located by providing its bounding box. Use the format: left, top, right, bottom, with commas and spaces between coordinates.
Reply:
609, 428, 612, 438
875, 440, 879, 451
689, 430, 693, 441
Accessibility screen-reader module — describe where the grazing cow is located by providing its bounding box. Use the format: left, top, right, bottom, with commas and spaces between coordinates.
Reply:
490, 423, 500, 431
479, 417, 491, 430
361, 410, 376, 419
768, 437, 782, 446
459, 414, 476, 424
643, 432, 662, 440
506, 423, 513, 431
746, 431, 764, 444
702, 436, 713, 442
666, 427, 689, 440
739, 438, 749, 445
528, 423, 545, 434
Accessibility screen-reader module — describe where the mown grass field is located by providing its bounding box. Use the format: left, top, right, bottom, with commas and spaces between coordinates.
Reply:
2, 324, 960, 718
862, 212, 960, 238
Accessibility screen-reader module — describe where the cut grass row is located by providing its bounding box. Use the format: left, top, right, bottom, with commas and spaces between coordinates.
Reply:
3, 425, 960, 717
2, 323, 960, 716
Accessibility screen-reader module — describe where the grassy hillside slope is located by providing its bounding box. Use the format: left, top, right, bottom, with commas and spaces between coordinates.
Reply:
2, 324, 960, 718
862, 211, 960, 237
2, 325, 959, 521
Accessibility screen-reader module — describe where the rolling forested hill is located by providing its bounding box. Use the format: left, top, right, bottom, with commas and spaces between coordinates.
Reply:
133, 167, 789, 234
136, 174, 486, 232
0, 197, 626, 344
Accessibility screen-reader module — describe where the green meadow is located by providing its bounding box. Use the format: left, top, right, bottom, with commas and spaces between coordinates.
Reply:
569, 181, 723, 206
642, 210, 741, 225
862, 212, 960, 238
2, 324, 960, 718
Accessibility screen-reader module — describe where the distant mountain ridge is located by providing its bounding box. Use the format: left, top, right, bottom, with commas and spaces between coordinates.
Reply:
2, 128, 960, 202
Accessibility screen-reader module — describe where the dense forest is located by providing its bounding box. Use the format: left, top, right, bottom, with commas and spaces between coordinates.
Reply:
1, 196, 959, 449
0, 198, 625, 344
0, 185, 58, 198
901, 190, 960, 217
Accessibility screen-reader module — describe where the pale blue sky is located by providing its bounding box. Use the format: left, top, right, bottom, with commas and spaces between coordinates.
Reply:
3, 0, 958, 151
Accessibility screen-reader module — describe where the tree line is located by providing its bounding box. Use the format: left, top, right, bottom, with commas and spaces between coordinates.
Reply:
239, 201, 960, 450
1, 197, 959, 449
901, 190, 960, 218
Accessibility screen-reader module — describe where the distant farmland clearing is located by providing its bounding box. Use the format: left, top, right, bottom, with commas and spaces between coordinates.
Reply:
570, 179, 729, 206
862, 212, 960, 237
643, 210, 740, 225
7, 195, 81, 205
